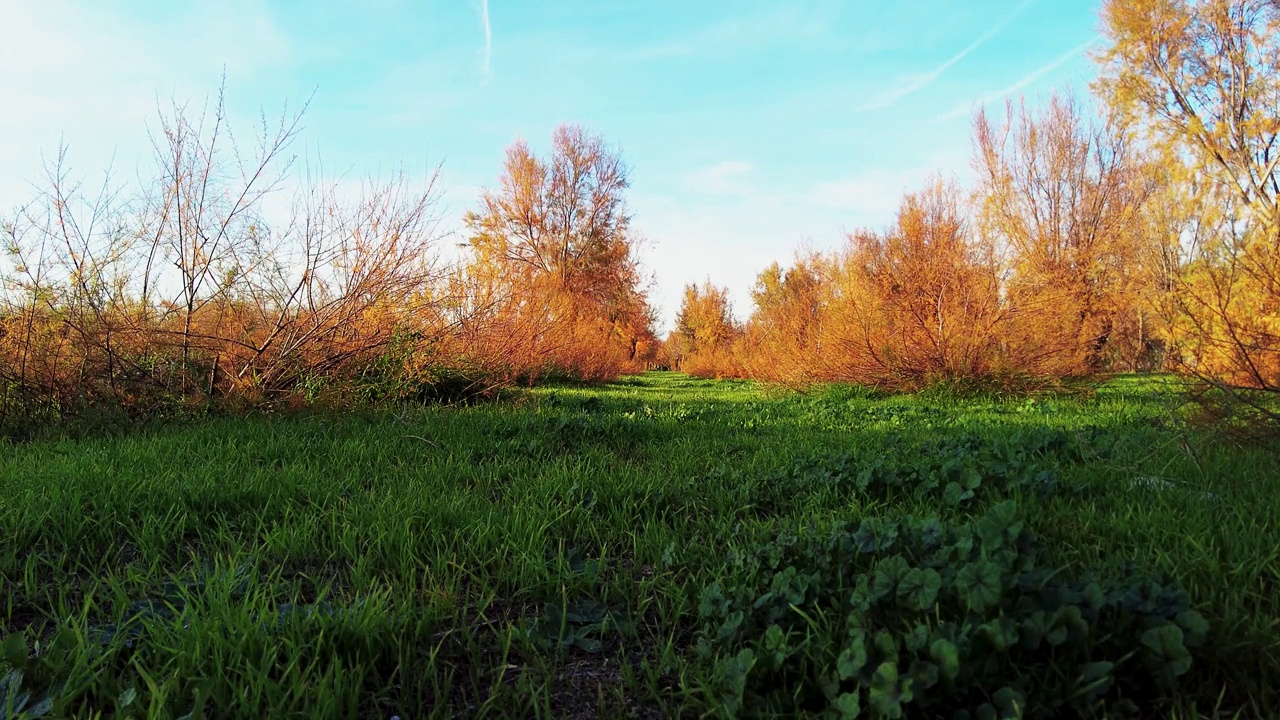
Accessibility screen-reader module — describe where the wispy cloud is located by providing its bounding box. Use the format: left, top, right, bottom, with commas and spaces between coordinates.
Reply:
685, 160, 754, 196
0, 0, 290, 207
861, 0, 1035, 111
479, 0, 493, 84
932, 36, 1098, 123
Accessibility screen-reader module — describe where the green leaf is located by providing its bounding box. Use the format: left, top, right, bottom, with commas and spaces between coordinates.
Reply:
869, 662, 906, 718
763, 624, 786, 651
943, 482, 973, 506
1053, 605, 1088, 645
930, 638, 960, 681
1081, 582, 1105, 610
977, 618, 1019, 652
699, 582, 727, 618
872, 556, 912, 597
975, 515, 1005, 549
1019, 611, 1047, 650
717, 610, 744, 640
993, 686, 1024, 718
904, 624, 930, 652
1079, 660, 1113, 683
897, 568, 941, 611
564, 599, 605, 624
850, 576, 875, 612
838, 633, 868, 680
910, 660, 939, 690
833, 691, 862, 719
1, 634, 26, 670
717, 648, 756, 713
957, 560, 1002, 613
874, 630, 899, 662
1142, 624, 1192, 681
1044, 618, 1069, 646
1072, 661, 1114, 702
118, 687, 138, 708
1176, 611, 1209, 647
972, 502, 1013, 545
987, 500, 1019, 528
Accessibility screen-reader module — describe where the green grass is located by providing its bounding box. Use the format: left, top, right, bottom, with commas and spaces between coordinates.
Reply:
1, 372, 1277, 718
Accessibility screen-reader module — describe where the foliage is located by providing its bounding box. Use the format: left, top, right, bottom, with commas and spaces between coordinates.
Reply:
463, 124, 658, 383
670, 280, 744, 379
1098, 0, 1280, 427
736, 181, 1015, 388
0, 85, 462, 438
974, 93, 1164, 375
749, 428, 1081, 516
697, 501, 1206, 718
0, 101, 661, 440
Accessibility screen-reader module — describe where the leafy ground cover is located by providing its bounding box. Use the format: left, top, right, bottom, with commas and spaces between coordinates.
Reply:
1, 372, 1277, 718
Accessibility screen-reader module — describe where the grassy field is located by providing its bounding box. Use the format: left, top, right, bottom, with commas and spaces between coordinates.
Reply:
2, 372, 1278, 718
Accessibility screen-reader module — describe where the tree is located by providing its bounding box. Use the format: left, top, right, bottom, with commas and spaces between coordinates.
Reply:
973, 93, 1162, 374
1097, 0, 1280, 401
464, 124, 656, 379
818, 180, 1007, 386
673, 280, 741, 377
741, 256, 823, 382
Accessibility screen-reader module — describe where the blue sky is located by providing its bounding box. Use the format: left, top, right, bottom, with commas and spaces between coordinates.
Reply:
0, 0, 1103, 331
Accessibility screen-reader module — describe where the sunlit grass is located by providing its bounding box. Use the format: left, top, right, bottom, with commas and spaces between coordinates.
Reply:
1, 372, 1277, 717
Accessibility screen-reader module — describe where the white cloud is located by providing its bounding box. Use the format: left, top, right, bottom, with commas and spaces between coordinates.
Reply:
683, 160, 754, 196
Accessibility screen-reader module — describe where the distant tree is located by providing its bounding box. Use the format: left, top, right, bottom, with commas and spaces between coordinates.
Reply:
741, 256, 823, 382
673, 280, 742, 377
464, 124, 656, 379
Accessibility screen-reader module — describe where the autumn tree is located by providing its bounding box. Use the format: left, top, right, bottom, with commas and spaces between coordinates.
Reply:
741, 256, 824, 382
1, 86, 451, 429
464, 125, 656, 380
1097, 0, 1280, 405
817, 180, 1007, 386
973, 93, 1162, 375
672, 280, 742, 377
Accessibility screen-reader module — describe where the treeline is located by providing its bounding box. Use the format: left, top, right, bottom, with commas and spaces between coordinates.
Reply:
669, 0, 1280, 411
2, 0, 1276, 435
0, 96, 658, 437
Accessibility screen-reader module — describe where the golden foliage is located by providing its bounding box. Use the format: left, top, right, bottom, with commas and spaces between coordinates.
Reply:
463, 124, 657, 381
0, 101, 658, 431
671, 281, 744, 378
974, 93, 1164, 375
1098, 0, 1280, 392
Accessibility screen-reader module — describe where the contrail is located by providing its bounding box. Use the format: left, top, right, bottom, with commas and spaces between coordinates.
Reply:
480, 0, 492, 84
862, 0, 1036, 111
932, 36, 1098, 123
